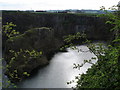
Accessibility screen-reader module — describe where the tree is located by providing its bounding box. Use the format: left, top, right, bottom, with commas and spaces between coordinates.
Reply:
67, 5, 120, 89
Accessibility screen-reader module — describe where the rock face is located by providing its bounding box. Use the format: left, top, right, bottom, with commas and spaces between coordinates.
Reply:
2, 11, 112, 40
4, 27, 64, 82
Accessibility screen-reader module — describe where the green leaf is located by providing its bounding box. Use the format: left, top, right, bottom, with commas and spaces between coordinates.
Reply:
23, 72, 28, 75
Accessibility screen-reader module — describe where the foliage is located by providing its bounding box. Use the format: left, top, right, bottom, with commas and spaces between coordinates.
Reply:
66, 5, 120, 89
2, 79, 17, 88
63, 32, 86, 43
9, 49, 42, 59
5, 49, 43, 82
2, 23, 43, 88
75, 45, 119, 89
60, 32, 88, 51
2, 22, 20, 88
2, 22, 19, 38
77, 7, 119, 89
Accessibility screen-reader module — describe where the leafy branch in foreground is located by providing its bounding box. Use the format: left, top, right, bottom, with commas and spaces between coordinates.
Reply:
76, 6, 120, 89
60, 32, 88, 51
5, 49, 43, 82
66, 5, 120, 89
2, 23, 43, 88
2, 22, 19, 39
2, 22, 20, 88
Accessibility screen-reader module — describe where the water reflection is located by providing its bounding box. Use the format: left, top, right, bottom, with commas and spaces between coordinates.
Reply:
18, 45, 97, 88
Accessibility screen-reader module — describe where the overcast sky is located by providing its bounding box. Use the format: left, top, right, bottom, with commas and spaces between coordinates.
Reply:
0, 0, 119, 10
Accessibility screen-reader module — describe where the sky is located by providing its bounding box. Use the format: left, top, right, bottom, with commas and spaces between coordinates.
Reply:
0, 0, 120, 10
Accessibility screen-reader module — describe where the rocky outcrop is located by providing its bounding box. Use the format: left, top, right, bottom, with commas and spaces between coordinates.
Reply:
2, 11, 112, 40
4, 27, 64, 82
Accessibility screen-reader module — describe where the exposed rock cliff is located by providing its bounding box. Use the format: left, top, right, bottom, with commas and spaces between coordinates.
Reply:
3, 12, 112, 40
